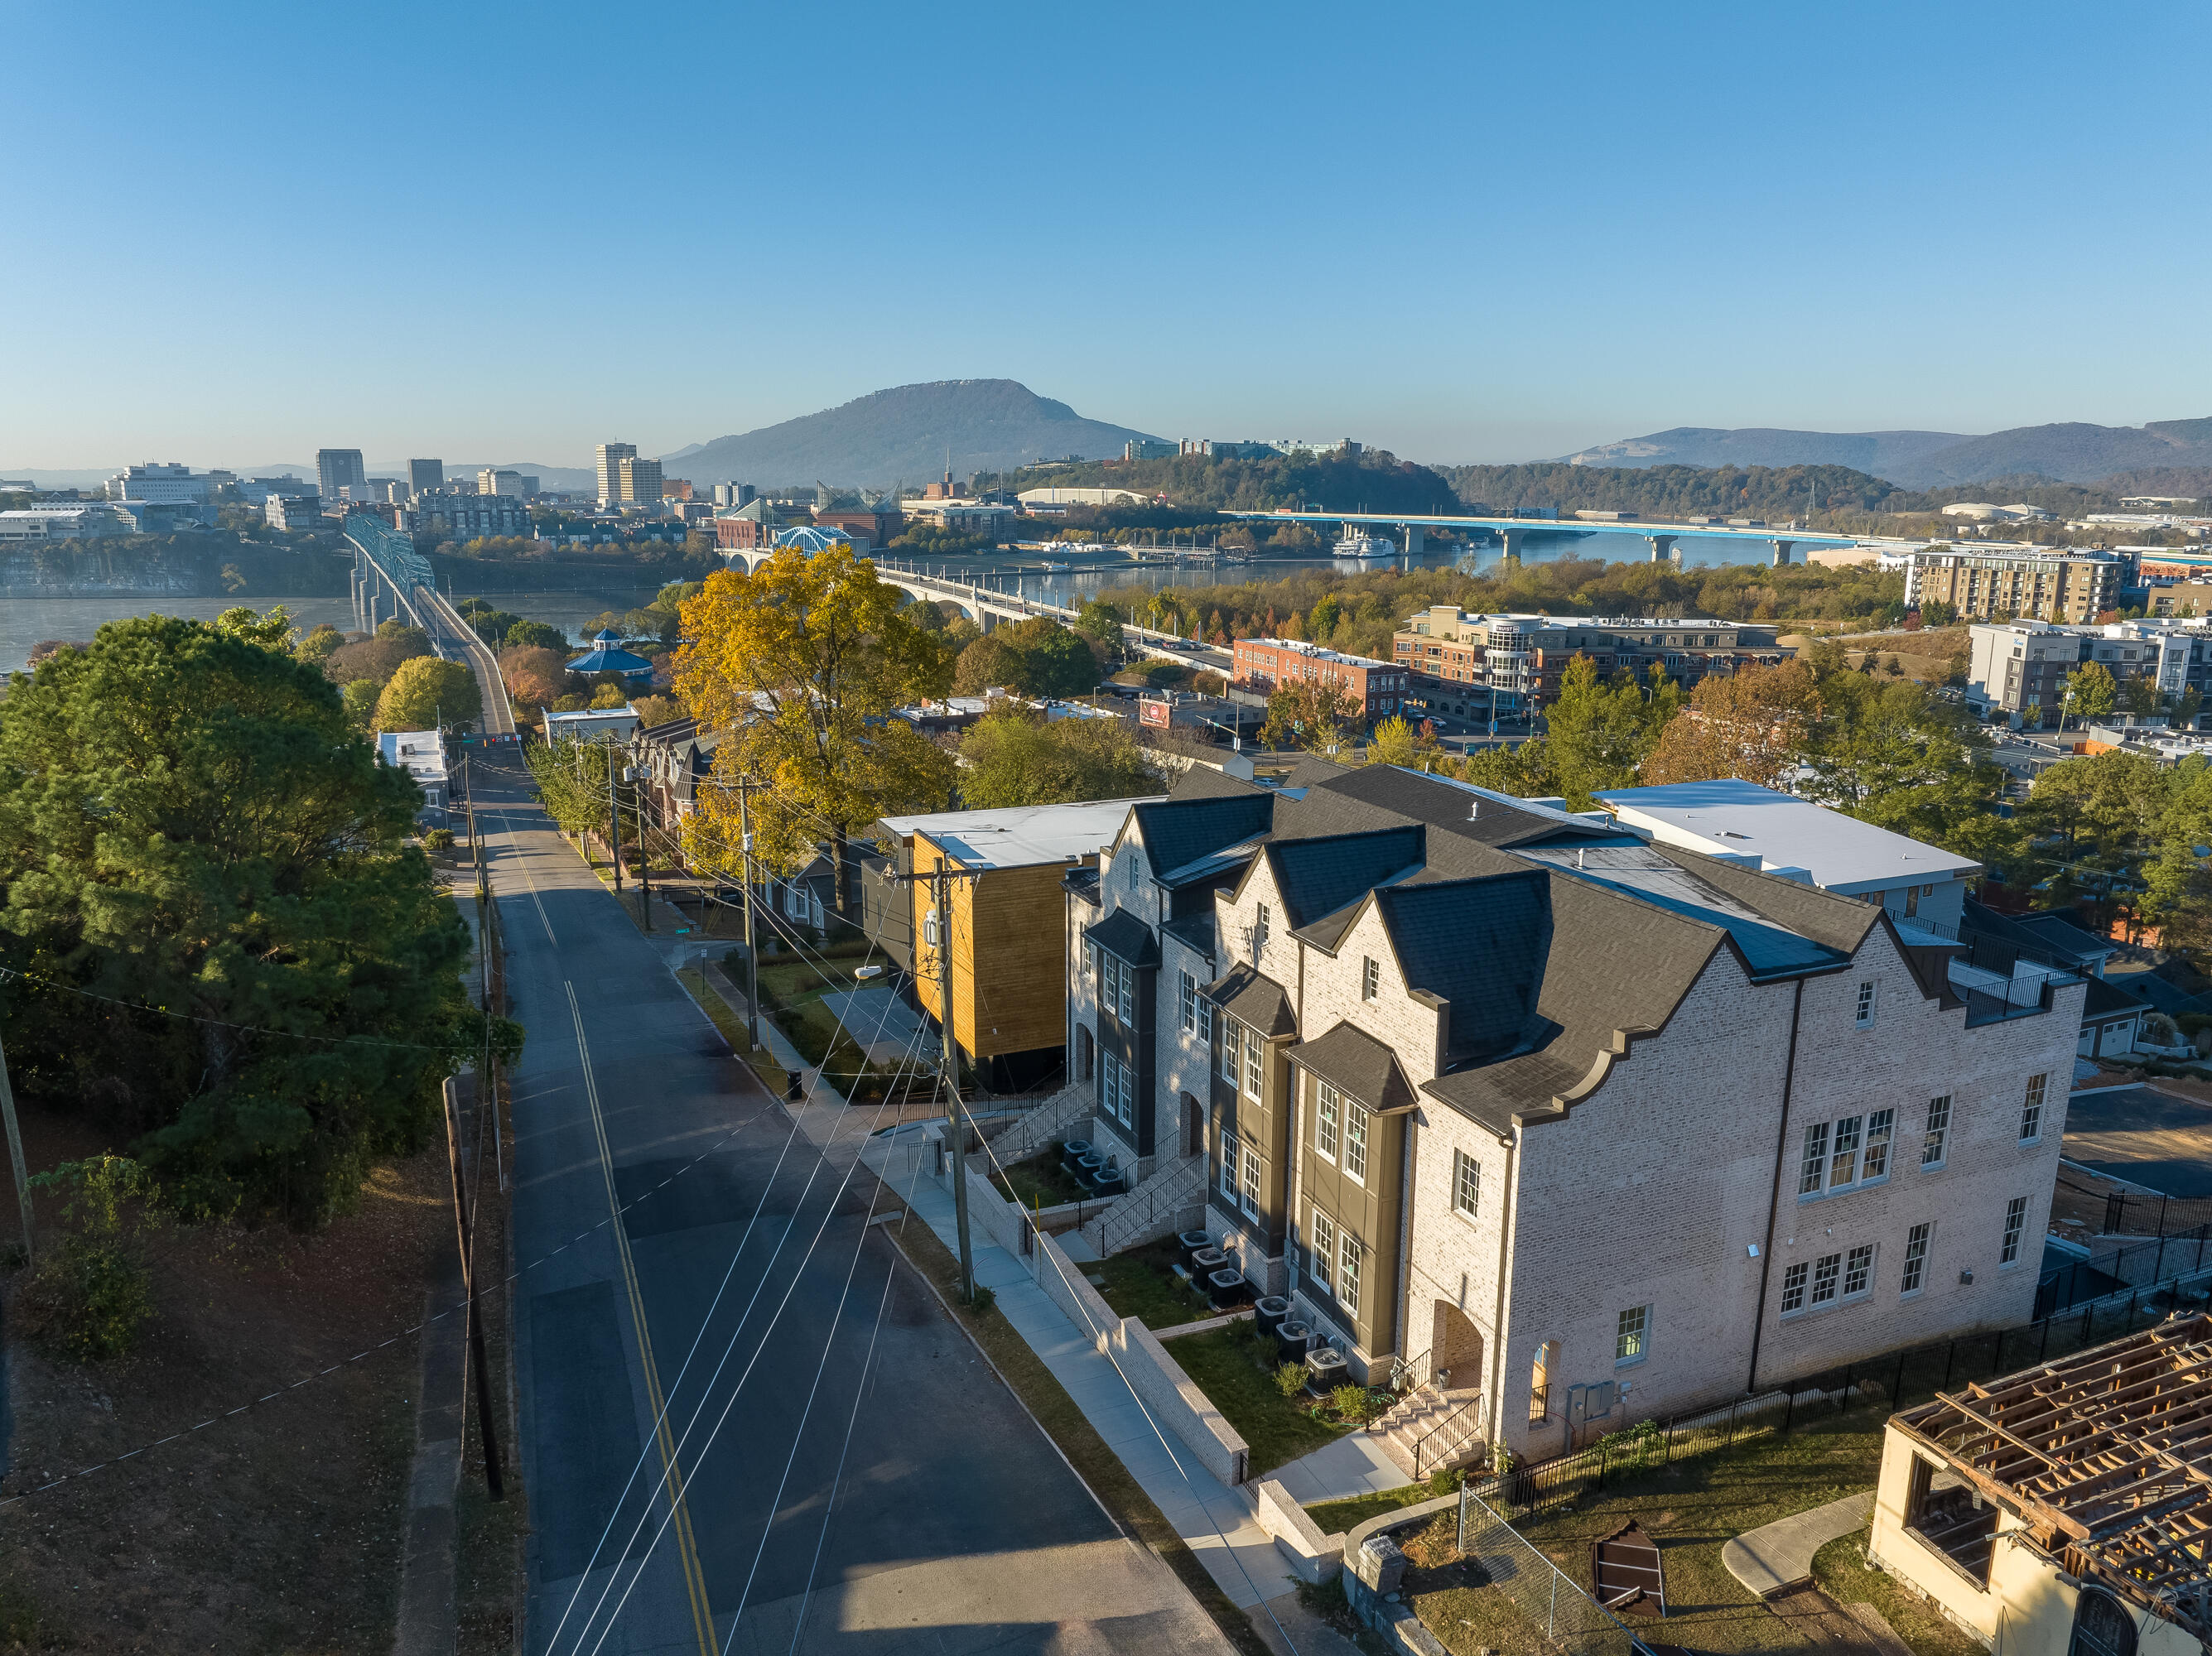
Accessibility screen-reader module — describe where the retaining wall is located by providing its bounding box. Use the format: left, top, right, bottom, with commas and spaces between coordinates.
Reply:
1254, 1480, 1343, 1583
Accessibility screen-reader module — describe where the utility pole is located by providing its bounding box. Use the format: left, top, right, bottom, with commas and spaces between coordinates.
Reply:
0, 1031, 32, 1265
605, 739, 624, 893
442, 1081, 504, 1499
737, 783, 760, 1052
928, 862, 976, 1301
629, 761, 651, 932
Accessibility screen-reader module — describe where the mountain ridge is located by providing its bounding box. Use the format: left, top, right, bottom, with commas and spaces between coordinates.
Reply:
1563, 416, 2212, 489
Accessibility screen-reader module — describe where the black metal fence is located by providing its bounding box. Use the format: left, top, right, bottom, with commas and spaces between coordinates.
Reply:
1473, 1277, 2210, 1523
2036, 1223, 2212, 1317
2083, 1185, 2212, 1240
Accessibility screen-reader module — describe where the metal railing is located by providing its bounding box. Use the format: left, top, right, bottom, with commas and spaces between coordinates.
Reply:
1096, 1153, 1205, 1255
1388, 1346, 1433, 1394
1414, 1393, 1486, 1480
1454, 1494, 1643, 1656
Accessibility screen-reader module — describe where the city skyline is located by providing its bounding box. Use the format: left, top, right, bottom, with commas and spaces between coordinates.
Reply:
7, 2, 2210, 468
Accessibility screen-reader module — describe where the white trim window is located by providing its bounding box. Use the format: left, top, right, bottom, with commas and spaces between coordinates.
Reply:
2002, 1195, 2028, 1265
1241, 1144, 1261, 1220
1220, 1129, 1240, 1201
1453, 1148, 1480, 1219
1800, 1112, 1892, 1196
1901, 1221, 1931, 1295
1810, 1251, 1843, 1307
1308, 1207, 1336, 1295
1101, 1049, 1135, 1130
1798, 1122, 1830, 1196
1254, 902, 1270, 956
1361, 956, 1379, 1000
1615, 1305, 1648, 1365
1337, 1229, 1361, 1317
1829, 1115, 1863, 1188
1855, 980, 1877, 1028
1863, 1109, 1895, 1181
1315, 1080, 1340, 1163
1178, 970, 1197, 1036
1218, 1018, 1240, 1085
1242, 1027, 1265, 1100
1781, 1260, 1810, 1314
1343, 1100, 1369, 1184
2021, 1074, 2046, 1143
1843, 1244, 1874, 1298
1921, 1095, 1951, 1168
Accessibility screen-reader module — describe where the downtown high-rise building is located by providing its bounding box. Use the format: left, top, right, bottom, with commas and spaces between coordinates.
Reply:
617, 455, 663, 506
316, 449, 367, 501
595, 442, 636, 507
407, 459, 444, 496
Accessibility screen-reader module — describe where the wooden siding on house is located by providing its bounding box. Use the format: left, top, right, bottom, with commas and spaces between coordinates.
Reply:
910, 834, 1091, 1061
1294, 1066, 1406, 1361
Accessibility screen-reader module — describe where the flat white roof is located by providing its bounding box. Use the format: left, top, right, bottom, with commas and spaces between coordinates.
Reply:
878, 797, 1163, 871
378, 729, 447, 785
1594, 778, 1980, 893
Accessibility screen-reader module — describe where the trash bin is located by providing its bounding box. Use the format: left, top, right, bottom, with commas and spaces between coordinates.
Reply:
1190, 1245, 1228, 1277
1175, 1229, 1212, 1270
1253, 1295, 1291, 1339
1275, 1320, 1313, 1362
1207, 1269, 1252, 1312
1304, 1346, 1349, 1395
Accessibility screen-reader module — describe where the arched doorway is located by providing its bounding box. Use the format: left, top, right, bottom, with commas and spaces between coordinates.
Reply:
1430, 1302, 1485, 1393
2070, 1591, 2137, 1656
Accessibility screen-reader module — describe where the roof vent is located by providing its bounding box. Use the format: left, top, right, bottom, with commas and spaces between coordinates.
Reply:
1467, 801, 1479, 820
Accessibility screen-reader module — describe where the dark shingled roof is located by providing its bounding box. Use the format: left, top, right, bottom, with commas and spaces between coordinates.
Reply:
1163, 910, 1217, 957
1129, 796, 1275, 888
1165, 764, 1264, 801
1267, 827, 1425, 934
1288, 1022, 1419, 1113
1085, 907, 1159, 968
1063, 864, 1100, 906
2085, 975, 2147, 1021
1308, 764, 1618, 850
1372, 872, 1551, 1061
1205, 964, 1298, 1038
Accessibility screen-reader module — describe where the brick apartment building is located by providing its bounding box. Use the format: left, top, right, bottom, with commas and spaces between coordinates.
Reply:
1906, 546, 2123, 623
1231, 638, 1410, 723
1062, 761, 2082, 1466
1392, 608, 1793, 714
1966, 617, 2212, 727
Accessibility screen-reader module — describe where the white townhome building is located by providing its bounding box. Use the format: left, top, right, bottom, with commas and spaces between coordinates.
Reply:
1061, 760, 2084, 1469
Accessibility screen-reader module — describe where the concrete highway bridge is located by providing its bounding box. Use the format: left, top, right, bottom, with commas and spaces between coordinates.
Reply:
343, 513, 517, 738
1222, 508, 1863, 566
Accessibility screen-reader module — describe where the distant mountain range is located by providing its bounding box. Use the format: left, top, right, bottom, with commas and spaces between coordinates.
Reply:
663, 380, 1161, 489
1562, 417, 2212, 489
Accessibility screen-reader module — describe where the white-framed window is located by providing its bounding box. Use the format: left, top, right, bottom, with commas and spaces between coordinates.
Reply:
1220, 1129, 1240, 1201
1361, 956, 1379, 1000
1117, 958, 1136, 1026
1863, 1109, 1895, 1181
1218, 1019, 1240, 1085
2002, 1195, 2028, 1264
1615, 1305, 1648, 1365
1829, 1114, 1863, 1188
1101, 1049, 1135, 1130
1810, 1251, 1842, 1306
1453, 1148, 1480, 1218
1254, 902, 1270, 956
1308, 1207, 1335, 1294
1922, 1095, 1951, 1168
1798, 1121, 1830, 1196
1343, 1100, 1369, 1184
1781, 1260, 1809, 1314
1855, 980, 1877, 1028
1315, 1080, 1340, 1162
2021, 1074, 2046, 1143
1197, 998, 1212, 1047
1901, 1221, 1930, 1295
1844, 1244, 1874, 1298
1178, 970, 1197, 1035
1083, 939, 1096, 982
1338, 1229, 1361, 1316
1242, 1028, 1265, 1099
1241, 1144, 1261, 1219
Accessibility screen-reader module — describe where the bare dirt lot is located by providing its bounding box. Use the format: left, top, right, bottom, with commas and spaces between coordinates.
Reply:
0, 1099, 447, 1654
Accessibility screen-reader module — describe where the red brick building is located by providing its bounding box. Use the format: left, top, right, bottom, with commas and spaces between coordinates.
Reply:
1231, 638, 1410, 722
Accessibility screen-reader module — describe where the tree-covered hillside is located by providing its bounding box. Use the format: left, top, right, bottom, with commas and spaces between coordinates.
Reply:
1014, 447, 1463, 517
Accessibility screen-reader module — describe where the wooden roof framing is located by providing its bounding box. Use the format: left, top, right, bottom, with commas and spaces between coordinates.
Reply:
1892, 1314, 2212, 1638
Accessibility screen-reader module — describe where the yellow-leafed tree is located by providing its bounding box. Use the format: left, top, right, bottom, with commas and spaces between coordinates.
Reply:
1641, 659, 1820, 790
675, 546, 957, 916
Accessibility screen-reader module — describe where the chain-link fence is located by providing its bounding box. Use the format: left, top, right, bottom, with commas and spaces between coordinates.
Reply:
1455, 1493, 1644, 1656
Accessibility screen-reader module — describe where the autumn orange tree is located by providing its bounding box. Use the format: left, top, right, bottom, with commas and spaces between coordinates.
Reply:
1641, 659, 1820, 789
674, 545, 956, 917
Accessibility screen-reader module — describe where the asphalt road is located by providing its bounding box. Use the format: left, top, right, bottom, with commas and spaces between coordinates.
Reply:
477, 754, 1226, 1656
2063, 1084, 2212, 1198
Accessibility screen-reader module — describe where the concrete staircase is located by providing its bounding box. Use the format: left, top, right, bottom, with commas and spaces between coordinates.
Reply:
985, 1079, 1095, 1168
1080, 1153, 1207, 1258
1371, 1384, 1487, 1480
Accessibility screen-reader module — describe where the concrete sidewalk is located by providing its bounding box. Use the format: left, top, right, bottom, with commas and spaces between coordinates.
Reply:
1722, 1490, 1874, 1597
865, 1129, 1299, 1612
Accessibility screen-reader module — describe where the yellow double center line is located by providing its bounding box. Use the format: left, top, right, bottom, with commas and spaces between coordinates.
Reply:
566, 982, 716, 1654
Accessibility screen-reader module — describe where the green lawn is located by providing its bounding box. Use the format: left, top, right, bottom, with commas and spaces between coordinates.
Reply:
1305, 1482, 1435, 1536
1094, 1239, 1217, 1331
1814, 1528, 1982, 1656
991, 1149, 1092, 1214
1405, 1413, 1887, 1656
1164, 1323, 1348, 1475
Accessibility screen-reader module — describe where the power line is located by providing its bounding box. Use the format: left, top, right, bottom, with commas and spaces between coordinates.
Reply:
0, 965, 462, 1053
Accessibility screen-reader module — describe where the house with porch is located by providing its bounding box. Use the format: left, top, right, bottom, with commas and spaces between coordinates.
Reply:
1058, 760, 2085, 1473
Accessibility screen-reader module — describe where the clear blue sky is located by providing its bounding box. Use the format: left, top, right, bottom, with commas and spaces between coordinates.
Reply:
7, 0, 2209, 471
